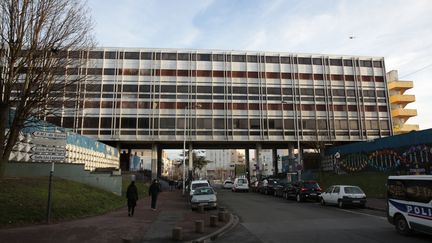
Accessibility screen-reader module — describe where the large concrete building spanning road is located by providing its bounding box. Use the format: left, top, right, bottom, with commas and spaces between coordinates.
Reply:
43, 48, 393, 178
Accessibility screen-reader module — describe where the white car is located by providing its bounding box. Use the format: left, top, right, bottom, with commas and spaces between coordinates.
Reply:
222, 180, 233, 189
190, 186, 217, 210
320, 185, 367, 208
189, 180, 211, 197
232, 177, 249, 192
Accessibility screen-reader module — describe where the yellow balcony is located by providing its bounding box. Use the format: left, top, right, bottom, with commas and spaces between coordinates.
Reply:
389, 95, 416, 104
388, 81, 413, 93
391, 108, 417, 118
393, 124, 419, 134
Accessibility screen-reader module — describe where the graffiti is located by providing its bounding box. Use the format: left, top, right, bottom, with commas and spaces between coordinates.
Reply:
333, 145, 432, 174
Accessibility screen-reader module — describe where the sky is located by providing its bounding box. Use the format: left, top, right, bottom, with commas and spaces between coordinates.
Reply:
88, 0, 432, 142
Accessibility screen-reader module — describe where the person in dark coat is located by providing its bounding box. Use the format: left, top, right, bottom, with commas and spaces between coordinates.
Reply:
149, 179, 161, 211
126, 181, 138, 216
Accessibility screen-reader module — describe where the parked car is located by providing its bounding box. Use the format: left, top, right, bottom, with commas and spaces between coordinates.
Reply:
274, 181, 290, 197
190, 186, 217, 210
232, 177, 249, 192
222, 179, 233, 189
286, 181, 322, 202
320, 185, 367, 208
189, 180, 211, 197
261, 178, 279, 195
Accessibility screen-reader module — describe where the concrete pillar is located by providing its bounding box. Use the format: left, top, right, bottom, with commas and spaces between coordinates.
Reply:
157, 147, 162, 178
255, 143, 262, 179
288, 143, 295, 160
245, 149, 250, 183
272, 149, 278, 176
188, 143, 193, 180
151, 144, 158, 180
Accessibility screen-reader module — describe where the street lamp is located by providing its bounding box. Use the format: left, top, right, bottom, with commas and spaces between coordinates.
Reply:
182, 103, 201, 195
282, 100, 301, 181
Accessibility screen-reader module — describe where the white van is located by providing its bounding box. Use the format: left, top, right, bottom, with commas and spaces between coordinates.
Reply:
232, 177, 249, 192
387, 175, 432, 235
189, 180, 211, 197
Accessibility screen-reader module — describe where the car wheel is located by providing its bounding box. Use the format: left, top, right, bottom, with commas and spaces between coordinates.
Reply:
296, 194, 302, 202
338, 200, 344, 208
320, 198, 326, 206
395, 215, 411, 235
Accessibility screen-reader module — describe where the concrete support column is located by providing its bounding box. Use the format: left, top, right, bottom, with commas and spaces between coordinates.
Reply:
288, 143, 295, 160
151, 144, 158, 180
245, 149, 250, 183
255, 143, 262, 179
272, 149, 278, 176
157, 147, 162, 178
188, 143, 193, 180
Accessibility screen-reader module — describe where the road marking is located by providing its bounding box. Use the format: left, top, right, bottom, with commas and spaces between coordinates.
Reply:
337, 208, 387, 220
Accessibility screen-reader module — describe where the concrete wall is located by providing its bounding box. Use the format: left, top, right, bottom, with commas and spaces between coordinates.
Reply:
5, 162, 122, 196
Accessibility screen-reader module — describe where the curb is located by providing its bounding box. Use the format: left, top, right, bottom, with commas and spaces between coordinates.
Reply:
184, 213, 238, 243
366, 206, 386, 212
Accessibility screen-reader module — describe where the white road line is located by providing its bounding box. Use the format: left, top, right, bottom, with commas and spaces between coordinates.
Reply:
337, 208, 387, 220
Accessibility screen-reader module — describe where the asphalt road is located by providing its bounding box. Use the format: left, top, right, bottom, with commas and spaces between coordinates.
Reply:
214, 188, 431, 243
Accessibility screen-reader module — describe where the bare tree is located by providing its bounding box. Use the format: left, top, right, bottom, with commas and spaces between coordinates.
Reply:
0, 0, 95, 177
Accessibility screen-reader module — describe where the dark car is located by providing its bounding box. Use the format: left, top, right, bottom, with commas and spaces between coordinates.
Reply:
274, 181, 290, 197
260, 178, 279, 195
286, 181, 322, 202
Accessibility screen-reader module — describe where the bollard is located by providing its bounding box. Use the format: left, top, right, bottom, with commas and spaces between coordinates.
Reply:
195, 220, 204, 233
172, 227, 183, 241
218, 211, 226, 222
210, 215, 218, 227
198, 205, 205, 213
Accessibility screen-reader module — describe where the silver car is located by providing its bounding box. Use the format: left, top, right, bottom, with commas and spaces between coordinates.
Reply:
190, 186, 217, 210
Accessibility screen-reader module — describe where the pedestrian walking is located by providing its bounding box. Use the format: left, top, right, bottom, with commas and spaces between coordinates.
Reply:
126, 177, 138, 216
149, 179, 161, 211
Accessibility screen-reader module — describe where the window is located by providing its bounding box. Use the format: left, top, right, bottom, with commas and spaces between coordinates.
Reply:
250, 119, 260, 129
330, 59, 342, 66
373, 61, 383, 68
121, 118, 137, 129
197, 54, 211, 61
177, 53, 190, 60
100, 118, 112, 129
312, 58, 322, 65
301, 88, 313, 96
89, 51, 103, 59
123, 85, 138, 92
162, 53, 177, 60
265, 56, 279, 63
124, 52, 139, 59
212, 54, 224, 62
360, 60, 372, 67
247, 55, 258, 63
140, 52, 152, 60
232, 55, 246, 62
333, 186, 340, 193
104, 51, 117, 59
380, 121, 389, 130
160, 118, 175, 129
281, 57, 292, 64
298, 57, 312, 65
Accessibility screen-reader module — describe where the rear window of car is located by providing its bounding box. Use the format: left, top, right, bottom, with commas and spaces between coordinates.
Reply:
237, 179, 246, 184
225, 181, 233, 184
192, 183, 209, 189
344, 186, 364, 194
194, 187, 214, 195
303, 182, 320, 189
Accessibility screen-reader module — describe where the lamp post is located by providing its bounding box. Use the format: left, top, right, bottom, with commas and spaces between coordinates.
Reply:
282, 100, 301, 181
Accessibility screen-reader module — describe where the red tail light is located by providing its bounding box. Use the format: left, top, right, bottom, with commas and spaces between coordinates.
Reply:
300, 188, 307, 192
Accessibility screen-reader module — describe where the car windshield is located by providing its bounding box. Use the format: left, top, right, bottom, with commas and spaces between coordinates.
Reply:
344, 186, 364, 194
225, 181, 233, 184
237, 179, 246, 184
303, 182, 320, 189
192, 183, 209, 189
194, 187, 214, 195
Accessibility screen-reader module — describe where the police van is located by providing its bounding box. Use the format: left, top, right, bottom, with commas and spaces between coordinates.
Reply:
387, 175, 432, 235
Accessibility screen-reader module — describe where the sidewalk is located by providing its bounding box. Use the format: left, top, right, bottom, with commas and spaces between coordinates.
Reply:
0, 190, 229, 243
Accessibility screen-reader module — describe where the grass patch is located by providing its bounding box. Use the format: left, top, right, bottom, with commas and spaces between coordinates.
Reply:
0, 176, 148, 228
316, 172, 390, 198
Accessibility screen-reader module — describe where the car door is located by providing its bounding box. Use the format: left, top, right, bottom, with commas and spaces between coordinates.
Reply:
322, 186, 334, 202
329, 186, 340, 204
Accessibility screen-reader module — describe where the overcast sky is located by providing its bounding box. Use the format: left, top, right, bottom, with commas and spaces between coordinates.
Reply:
88, 0, 432, 132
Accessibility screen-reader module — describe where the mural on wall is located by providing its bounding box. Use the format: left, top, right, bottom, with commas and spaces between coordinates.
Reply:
335, 145, 432, 175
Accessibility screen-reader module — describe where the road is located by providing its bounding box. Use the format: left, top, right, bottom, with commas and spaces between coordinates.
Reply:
215, 189, 430, 243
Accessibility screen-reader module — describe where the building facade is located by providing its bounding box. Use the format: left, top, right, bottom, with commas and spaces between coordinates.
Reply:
45, 48, 392, 148
386, 70, 419, 135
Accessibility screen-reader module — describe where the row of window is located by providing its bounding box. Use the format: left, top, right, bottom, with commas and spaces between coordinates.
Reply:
83, 68, 385, 82
48, 116, 389, 131
69, 51, 382, 67
76, 101, 388, 112
82, 84, 386, 97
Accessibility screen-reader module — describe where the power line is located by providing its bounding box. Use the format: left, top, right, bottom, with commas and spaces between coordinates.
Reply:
399, 63, 432, 79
